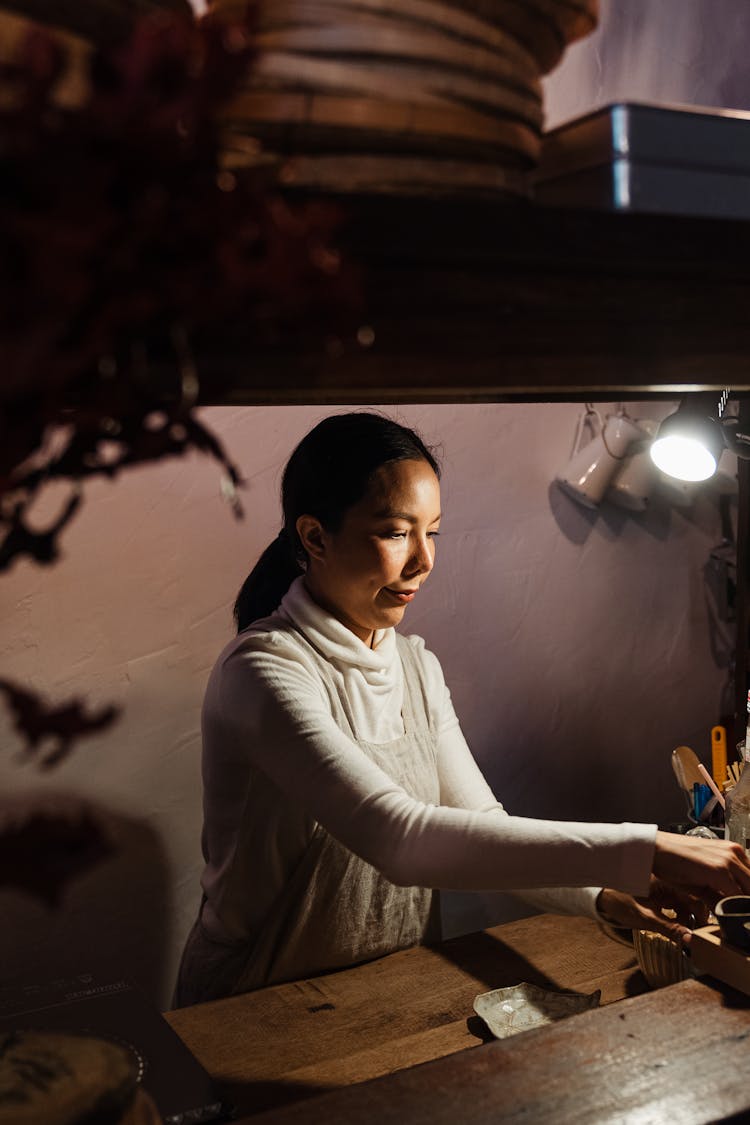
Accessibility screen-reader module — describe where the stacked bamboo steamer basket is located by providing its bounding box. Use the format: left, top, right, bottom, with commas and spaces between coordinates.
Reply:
209, 0, 599, 197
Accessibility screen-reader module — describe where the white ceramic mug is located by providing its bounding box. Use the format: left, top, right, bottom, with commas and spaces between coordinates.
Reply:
556, 411, 644, 509
606, 418, 658, 512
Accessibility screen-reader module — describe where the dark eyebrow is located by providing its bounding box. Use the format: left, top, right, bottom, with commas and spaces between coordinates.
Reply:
373, 509, 441, 522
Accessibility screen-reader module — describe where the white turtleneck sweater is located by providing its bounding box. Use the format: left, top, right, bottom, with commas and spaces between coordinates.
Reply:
199, 577, 656, 942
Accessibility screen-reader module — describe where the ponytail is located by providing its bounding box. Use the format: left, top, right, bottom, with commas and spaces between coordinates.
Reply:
233, 530, 303, 632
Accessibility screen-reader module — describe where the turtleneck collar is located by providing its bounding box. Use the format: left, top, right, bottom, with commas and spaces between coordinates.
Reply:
278, 576, 398, 682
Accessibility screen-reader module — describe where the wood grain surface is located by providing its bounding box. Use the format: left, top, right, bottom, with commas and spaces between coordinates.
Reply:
246, 977, 750, 1124
440, 0, 598, 71
223, 91, 540, 161
209, 0, 575, 185
691, 925, 750, 996
182, 197, 750, 404
165, 914, 645, 1118
272, 151, 531, 195
257, 0, 540, 71
248, 52, 543, 128
253, 21, 538, 86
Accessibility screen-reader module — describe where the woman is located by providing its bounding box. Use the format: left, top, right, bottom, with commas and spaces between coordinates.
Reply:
175, 412, 750, 1005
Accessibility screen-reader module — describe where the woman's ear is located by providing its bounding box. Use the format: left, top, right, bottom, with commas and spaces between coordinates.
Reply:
296, 515, 327, 563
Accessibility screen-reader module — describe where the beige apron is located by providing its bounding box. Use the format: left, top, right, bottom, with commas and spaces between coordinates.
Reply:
175, 633, 441, 1005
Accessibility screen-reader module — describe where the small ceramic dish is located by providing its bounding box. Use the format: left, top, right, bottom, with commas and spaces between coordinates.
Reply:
473, 982, 601, 1040
715, 896, 750, 950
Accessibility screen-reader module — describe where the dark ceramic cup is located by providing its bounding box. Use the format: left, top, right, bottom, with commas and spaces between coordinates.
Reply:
715, 896, 750, 950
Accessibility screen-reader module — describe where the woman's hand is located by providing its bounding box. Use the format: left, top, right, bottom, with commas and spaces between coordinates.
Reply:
652, 830, 750, 902
597, 879, 709, 945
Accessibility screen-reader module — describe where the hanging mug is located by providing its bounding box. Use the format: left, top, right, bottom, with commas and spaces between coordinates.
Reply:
555, 409, 644, 509
606, 418, 658, 512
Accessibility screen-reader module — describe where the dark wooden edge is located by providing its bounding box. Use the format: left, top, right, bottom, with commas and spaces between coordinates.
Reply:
186, 198, 750, 405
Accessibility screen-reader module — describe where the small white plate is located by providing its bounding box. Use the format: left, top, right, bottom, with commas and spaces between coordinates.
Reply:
473, 981, 601, 1039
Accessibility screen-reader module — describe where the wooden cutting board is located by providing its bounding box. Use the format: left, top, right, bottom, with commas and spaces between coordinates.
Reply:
691, 924, 750, 995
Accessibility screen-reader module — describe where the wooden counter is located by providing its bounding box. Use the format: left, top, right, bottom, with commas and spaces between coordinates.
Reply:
247, 976, 750, 1125
165, 913, 646, 1120
165, 913, 750, 1123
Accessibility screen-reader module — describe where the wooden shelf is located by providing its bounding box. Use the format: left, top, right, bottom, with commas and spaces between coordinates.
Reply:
195, 196, 750, 405
192, 190, 750, 741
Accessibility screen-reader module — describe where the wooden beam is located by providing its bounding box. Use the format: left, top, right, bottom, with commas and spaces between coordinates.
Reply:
735, 401, 750, 748
191, 199, 750, 405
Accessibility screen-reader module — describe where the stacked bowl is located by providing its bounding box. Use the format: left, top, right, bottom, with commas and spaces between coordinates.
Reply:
209, 0, 599, 196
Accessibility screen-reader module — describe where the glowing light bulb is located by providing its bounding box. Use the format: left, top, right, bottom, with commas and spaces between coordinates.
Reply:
650, 435, 717, 482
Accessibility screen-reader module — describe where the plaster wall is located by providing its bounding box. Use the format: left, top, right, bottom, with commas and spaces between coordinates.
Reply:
2, 0, 748, 1006
545, 0, 750, 126
0, 403, 734, 1004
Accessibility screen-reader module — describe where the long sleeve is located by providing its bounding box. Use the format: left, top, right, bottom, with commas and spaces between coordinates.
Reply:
206, 628, 656, 900
433, 686, 605, 918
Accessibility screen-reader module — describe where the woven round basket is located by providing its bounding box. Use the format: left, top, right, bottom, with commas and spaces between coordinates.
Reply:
0, 1030, 146, 1125
633, 929, 692, 990
209, 0, 600, 197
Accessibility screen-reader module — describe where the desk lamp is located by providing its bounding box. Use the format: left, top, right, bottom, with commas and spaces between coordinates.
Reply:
650, 392, 750, 482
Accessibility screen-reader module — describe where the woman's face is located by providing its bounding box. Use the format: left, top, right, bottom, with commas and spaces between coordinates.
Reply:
300, 458, 441, 645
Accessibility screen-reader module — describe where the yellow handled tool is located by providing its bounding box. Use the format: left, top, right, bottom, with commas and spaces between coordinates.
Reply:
712, 725, 728, 789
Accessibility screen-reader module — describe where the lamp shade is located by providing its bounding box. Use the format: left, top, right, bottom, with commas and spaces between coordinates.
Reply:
650, 408, 725, 482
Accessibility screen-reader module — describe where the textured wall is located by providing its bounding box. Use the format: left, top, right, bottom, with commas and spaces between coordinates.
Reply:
0, 403, 734, 1003
545, 0, 750, 127
3, 0, 748, 1006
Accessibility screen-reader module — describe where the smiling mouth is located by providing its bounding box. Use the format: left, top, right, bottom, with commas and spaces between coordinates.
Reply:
385, 588, 417, 603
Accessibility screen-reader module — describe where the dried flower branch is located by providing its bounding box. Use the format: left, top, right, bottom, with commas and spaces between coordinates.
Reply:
0, 6, 355, 883
0, 6, 353, 567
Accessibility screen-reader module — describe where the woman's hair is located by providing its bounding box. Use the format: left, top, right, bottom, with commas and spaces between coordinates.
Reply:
233, 412, 440, 631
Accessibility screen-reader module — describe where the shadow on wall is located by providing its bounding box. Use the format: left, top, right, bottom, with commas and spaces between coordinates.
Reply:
441, 889, 536, 942
548, 481, 680, 546
0, 799, 171, 1006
